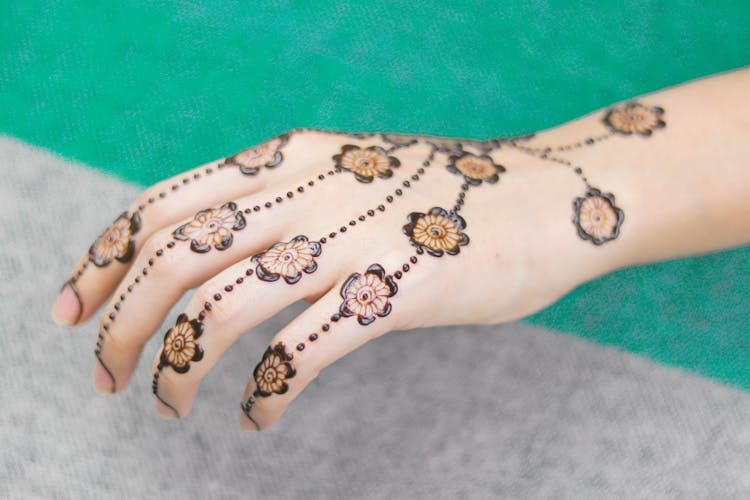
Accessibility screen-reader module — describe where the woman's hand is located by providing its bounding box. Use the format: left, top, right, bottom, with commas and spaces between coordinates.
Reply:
51, 124, 632, 429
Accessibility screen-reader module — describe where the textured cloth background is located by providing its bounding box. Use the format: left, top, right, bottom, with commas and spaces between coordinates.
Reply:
2, 136, 749, 498
1, 1, 750, 497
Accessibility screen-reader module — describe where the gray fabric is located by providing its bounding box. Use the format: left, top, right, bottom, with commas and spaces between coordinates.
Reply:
1, 136, 749, 499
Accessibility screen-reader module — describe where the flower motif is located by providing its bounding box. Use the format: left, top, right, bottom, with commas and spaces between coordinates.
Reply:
253, 343, 296, 397
222, 134, 289, 175
332, 145, 400, 183
173, 202, 246, 253
403, 207, 470, 257
603, 102, 665, 136
447, 152, 505, 185
159, 313, 204, 374
572, 187, 624, 245
381, 133, 418, 147
339, 264, 397, 326
252, 235, 322, 284
89, 211, 141, 267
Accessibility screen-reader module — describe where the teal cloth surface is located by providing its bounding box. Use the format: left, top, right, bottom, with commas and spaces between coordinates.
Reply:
0, 1, 748, 388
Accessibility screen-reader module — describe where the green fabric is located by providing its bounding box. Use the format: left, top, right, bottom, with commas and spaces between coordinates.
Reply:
1, 2, 748, 388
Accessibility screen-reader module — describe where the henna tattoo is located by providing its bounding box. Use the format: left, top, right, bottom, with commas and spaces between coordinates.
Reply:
604, 102, 665, 136
240, 395, 259, 430
253, 343, 296, 397
572, 187, 624, 245
221, 133, 289, 175
446, 152, 505, 185
332, 145, 401, 183
97, 102, 666, 415
252, 235, 322, 284
173, 202, 246, 252
61, 279, 84, 324
339, 264, 398, 326
158, 313, 205, 374
505, 103, 665, 244
403, 207, 469, 257
89, 212, 141, 267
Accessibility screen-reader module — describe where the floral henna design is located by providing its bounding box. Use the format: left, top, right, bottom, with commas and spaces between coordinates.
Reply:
603, 102, 665, 136
333, 145, 400, 183
159, 313, 204, 374
447, 152, 505, 185
173, 202, 246, 253
89, 211, 141, 267
339, 264, 397, 326
572, 187, 624, 245
403, 207, 469, 257
253, 343, 296, 397
252, 235, 322, 284
221, 134, 289, 175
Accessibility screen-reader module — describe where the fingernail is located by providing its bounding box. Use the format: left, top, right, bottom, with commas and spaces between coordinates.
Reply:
154, 397, 179, 419
93, 356, 116, 394
52, 282, 83, 326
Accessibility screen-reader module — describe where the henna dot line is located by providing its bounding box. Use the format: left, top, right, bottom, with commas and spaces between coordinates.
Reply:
511, 143, 593, 188
508, 132, 612, 153
95, 242, 175, 359
316, 153, 435, 244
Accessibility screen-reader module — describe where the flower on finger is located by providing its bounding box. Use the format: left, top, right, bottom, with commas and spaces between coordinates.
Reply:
222, 134, 289, 175
446, 152, 505, 185
253, 343, 296, 397
339, 264, 397, 326
173, 202, 246, 253
160, 313, 204, 374
252, 235, 322, 284
603, 102, 665, 136
572, 187, 624, 245
333, 145, 400, 183
89, 211, 141, 267
403, 207, 469, 257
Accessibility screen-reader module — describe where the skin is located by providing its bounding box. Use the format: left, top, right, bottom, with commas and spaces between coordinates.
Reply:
52, 67, 750, 431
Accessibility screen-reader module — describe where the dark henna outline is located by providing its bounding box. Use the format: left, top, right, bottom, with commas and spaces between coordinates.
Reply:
403, 207, 469, 257
446, 152, 505, 186
154, 390, 181, 419
88, 211, 142, 267
221, 133, 290, 175
173, 202, 246, 253
61, 279, 84, 324
252, 343, 297, 398
240, 396, 260, 430
251, 235, 322, 285
603, 102, 665, 137
572, 187, 624, 245
339, 264, 397, 326
95, 352, 116, 394
332, 145, 401, 183
158, 313, 205, 374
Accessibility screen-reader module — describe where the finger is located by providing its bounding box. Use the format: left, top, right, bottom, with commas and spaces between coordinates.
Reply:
93, 139, 422, 394
52, 134, 294, 326
148, 234, 355, 419
91, 197, 288, 394
238, 260, 410, 431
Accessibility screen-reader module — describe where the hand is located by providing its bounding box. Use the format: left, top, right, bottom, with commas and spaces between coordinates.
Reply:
52, 121, 641, 429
